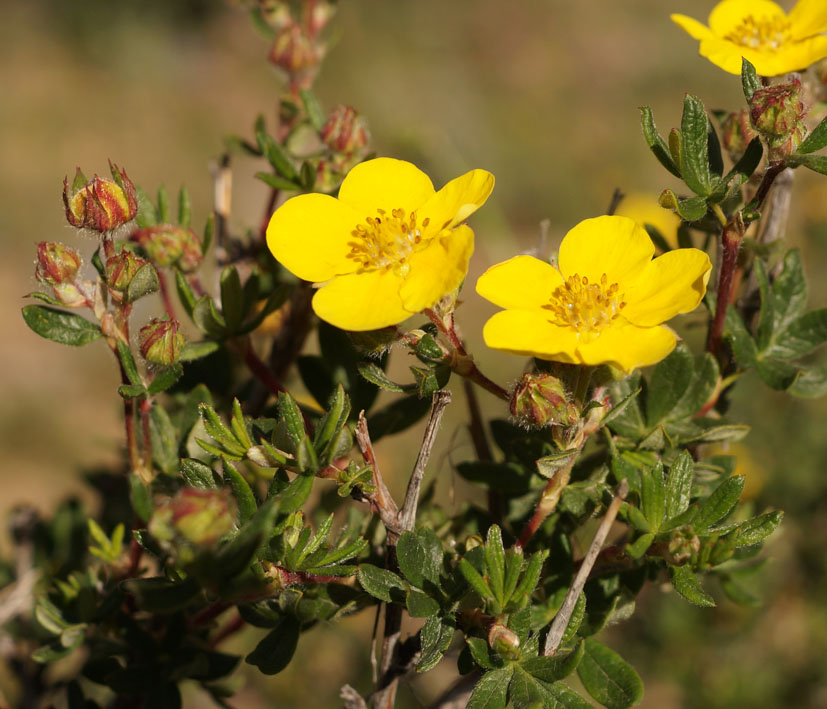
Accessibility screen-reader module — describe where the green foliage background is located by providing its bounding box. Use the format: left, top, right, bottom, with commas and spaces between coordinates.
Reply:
3, 0, 827, 706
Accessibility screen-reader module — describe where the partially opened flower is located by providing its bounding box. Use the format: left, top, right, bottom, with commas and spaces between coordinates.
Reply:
672, 0, 827, 76
476, 216, 711, 373
267, 158, 494, 331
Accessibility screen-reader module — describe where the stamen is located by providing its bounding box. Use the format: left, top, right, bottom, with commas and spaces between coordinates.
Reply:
543, 272, 626, 340
723, 15, 791, 52
346, 207, 427, 272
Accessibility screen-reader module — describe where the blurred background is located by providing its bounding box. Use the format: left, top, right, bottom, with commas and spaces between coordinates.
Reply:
3, 0, 827, 706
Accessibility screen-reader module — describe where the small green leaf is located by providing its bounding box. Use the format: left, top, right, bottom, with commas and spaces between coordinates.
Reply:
180, 458, 217, 489
460, 558, 494, 600
278, 393, 306, 447
796, 114, 827, 155
224, 465, 257, 524
680, 94, 713, 197
730, 510, 783, 547
157, 185, 170, 223
639, 106, 681, 178
125, 263, 159, 304
149, 405, 178, 474
397, 528, 442, 589
466, 636, 495, 670
180, 341, 220, 362
647, 344, 694, 425
219, 266, 244, 332
693, 475, 745, 530
245, 615, 300, 675
358, 564, 407, 602
664, 451, 694, 519
177, 186, 191, 227
741, 58, 760, 101
577, 637, 644, 708
22, 305, 102, 347
255, 171, 301, 191
358, 362, 411, 393
466, 665, 513, 709
640, 463, 665, 532
279, 473, 314, 515
256, 131, 300, 182
148, 364, 183, 395
796, 154, 827, 175
418, 614, 455, 672
626, 533, 655, 559
117, 341, 142, 386
300, 88, 326, 131
670, 565, 715, 607
130, 475, 153, 523
484, 525, 506, 605
536, 450, 579, 480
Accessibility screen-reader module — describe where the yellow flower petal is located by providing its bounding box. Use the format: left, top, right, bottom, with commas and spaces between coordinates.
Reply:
399, 225, 474, 313
671, 13, 715, 40
789, 0, 827, 38
558, 215, 654, 285
266, 193, 361, 282
622, 249, 712, 327
482, 310, 580, 363
698, 35, 827, 75
337, 157, 435, 216
707, 0, 785, 36
418, 169, 495, 234
312, 269, 411, 331
475, 255, 564, 311
576, 323, 677, 373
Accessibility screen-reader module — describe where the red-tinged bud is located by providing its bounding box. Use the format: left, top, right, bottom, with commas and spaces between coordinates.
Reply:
268, 24, 321, 87
149, 489, 237, 559
321, 105, 370, 155
139, 317, 184, 365
488, 623, 521, 659
105, 247, 148, 295
309, 1, 336, 35
510, 372, 578, 428
63, 163, 138, 232
131, 224, 203, 272
35, 242, 81, 285
720, 109, 757, 162
750, 79, 808, 159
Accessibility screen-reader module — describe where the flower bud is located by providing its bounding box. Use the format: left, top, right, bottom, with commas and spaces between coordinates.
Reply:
488, 623, 521, 659
35, 242, 81, 285
666, 529, 701, 566
105, 247, 148, 297
720, 109, 756, 162
63, 162, 138, 232
131, 224, 203, 272
321, 105, 370, 156
510, 373, 578, 427
139, 317, 184, 365
749, 79, 808, 159
269, 24, 320, 87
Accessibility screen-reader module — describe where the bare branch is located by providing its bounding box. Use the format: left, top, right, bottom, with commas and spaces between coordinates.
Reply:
355, 411, 400, 533
544, 480, 629, 656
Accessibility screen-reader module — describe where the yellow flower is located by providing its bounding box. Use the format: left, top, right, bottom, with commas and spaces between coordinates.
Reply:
615, 193, 680, 248
672, 0, 827, 76
475, 216, 711, 373
266, 158, 494, 331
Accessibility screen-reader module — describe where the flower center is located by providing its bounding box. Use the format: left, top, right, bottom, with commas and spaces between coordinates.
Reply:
543, 273, 626, 340
724, 15, 791, 52
347, 208, 430, 273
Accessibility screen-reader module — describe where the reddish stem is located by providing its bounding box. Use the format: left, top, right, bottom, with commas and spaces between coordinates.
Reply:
192, 601, 232, 626
707, 219, 744, 358
244, 339, 284, 396
156, 268, 176, 321
139, 398, 153, 475
209, 613, 246, 648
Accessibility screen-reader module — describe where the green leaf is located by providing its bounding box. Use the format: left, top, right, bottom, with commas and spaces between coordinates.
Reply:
693, 475, 745, 530
577, 637, 644, 708
726, 137, 763, 184
255, 171, 301, 191
485, 525, 506, 605
730, 510, 783, 547
536, 450, 579, 480
558, 592, 587, 648
300, 88, 326, 131
180, 341, 220, 362
600, 386, 642, 431
397, 528, 443, 589
659, 190, 708, 221
707, 115, 724, 177
796, 114, 827, 154
680, 94, 713, 196
796, 154, 827, 175
775, 308, 827, 359
117, 341, 142, 386
418, 614, 455, 672
741, 58, 760, 101
639, 107, 681, 178
22, 305, 102, 346
180, 458, 217, 489
177, 186, 191, 227
664, 451, 694, 519
256, 131, 300, 182
130, 475, 153, 523
150, 405, 179, 474
640, 462, 665, 532
174, 269, 197, 318
245, 615, 300, 675
626, 533, 655, 559
199, 403, 247, 458
357, 564, 407, 602
466, 665, 513, 709
119, 384, 146, 399
224, 465, 257, 524
357, 362, 411, 393
279, 473, 314, 515
278, 392, 306, 447
460, 558, 494, 600
148, 364, 183, 395
521, 641, 584, 683
670, 565, 715, 607
788, 366, 827, 398
192, 296, 226, 337
219, 266, 244, 332
135, 186, 158, 228
125, 263, 159, 304
157, 185, 170, 223
646, 343, 694, 425
466, 637, 495, 670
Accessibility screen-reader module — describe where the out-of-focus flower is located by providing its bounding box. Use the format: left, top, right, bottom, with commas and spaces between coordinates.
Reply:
63, 163, 138, 232
720, 109, 758, 162
615, 193, 681, 248
476, 216, 711, 373
131, 224, 203, 272
267, 158, 494, 331
269, 24, 321, 88
672, 0, 827, 76
139, 317, 184, 365
321, 105, 370, 156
